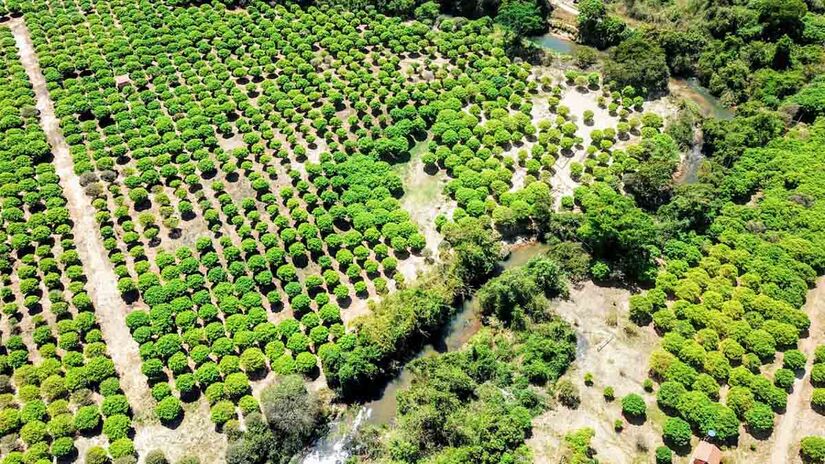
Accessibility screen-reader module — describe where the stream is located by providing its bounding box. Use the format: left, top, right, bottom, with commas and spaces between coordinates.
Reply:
302, 242, 551, 464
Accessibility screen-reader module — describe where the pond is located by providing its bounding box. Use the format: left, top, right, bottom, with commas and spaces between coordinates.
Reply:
529, 33, 576, 54
302, 241, 552, 464
670, 77, 734, 121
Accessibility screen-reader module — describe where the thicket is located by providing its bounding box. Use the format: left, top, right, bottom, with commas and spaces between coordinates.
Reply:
351, 257, 576, 462
614, 0, 824, 109
225, 375, 324, 464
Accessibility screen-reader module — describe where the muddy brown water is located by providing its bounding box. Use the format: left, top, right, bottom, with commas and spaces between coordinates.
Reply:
302, 242, 553, 463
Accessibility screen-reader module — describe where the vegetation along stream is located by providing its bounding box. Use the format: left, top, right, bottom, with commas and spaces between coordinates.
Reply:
303, 241, 552, 463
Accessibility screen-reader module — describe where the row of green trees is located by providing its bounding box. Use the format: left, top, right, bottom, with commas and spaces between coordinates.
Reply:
0, 26, 135, 464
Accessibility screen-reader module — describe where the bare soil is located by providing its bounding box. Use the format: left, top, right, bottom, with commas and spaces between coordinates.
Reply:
133, 399, 228, 464
528, 281, 663, 463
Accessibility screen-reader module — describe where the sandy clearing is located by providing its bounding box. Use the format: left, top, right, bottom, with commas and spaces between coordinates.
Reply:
551, 0, 580, 16
528, 281, 662, 463
133, 399, 228, 464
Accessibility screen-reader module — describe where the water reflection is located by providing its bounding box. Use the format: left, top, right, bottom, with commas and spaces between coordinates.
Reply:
669, 77, 734, 120
529, 33, 575, 54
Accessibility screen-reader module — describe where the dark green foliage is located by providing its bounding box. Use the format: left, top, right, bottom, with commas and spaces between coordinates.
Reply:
576, 183, 659, 281
477, 257, 567, 328
577, 0, 628, 49
604, 35, 670, 95
496, 0, 547, 37
227, 375, 325, 463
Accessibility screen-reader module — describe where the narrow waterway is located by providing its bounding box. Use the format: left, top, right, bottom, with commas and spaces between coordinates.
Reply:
302, 242, 552, 464
675, 128, 705, 184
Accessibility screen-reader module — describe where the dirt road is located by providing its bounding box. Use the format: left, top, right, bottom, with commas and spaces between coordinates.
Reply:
552, 0, 580, 16
9, 18, 155, 414
770, 278, 825, 463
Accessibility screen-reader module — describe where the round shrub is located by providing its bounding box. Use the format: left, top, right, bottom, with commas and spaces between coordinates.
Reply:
175, 373, 198, 397
774, 368, 795, 391
239, 348, 266, 374
801, 435, 825, 463
621, 393, 646, 419
145, 450, 169, 464
662, 417, 691, 448
812, 388, 825, 411
101, 395, 130, 417
74, 405, 100, 432
744, 402, 774, 435
21, 400, 47, 423
224, 373, 251, 400
155, 396, 182, 423
655, 445, 672, 464
86, 446, 110, 464
102, 414, 131, 441
109, 438, 135, 459
295, 352, 317, 375
0, 408, 20, 435
238, 395, 259, 415
47, 413, 75, 438
210, 400, 236, 426
20, 420, 48, 445
99, 378, 122, 396
195, 362, 221, 386
271, 354, 296, 375
152, 383, 173, 402
51, 436, 75, 458
783, 349, 807, 371
813, 364, 825, 387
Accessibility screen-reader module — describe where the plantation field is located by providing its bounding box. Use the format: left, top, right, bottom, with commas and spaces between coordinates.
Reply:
2, 0, 824, 462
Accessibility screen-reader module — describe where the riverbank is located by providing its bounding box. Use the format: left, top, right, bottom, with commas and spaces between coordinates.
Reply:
302, 240, 556, 462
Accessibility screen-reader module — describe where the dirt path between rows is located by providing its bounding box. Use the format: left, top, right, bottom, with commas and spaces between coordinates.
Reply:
770, 277, 825, 463
9, 18, 155, 414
